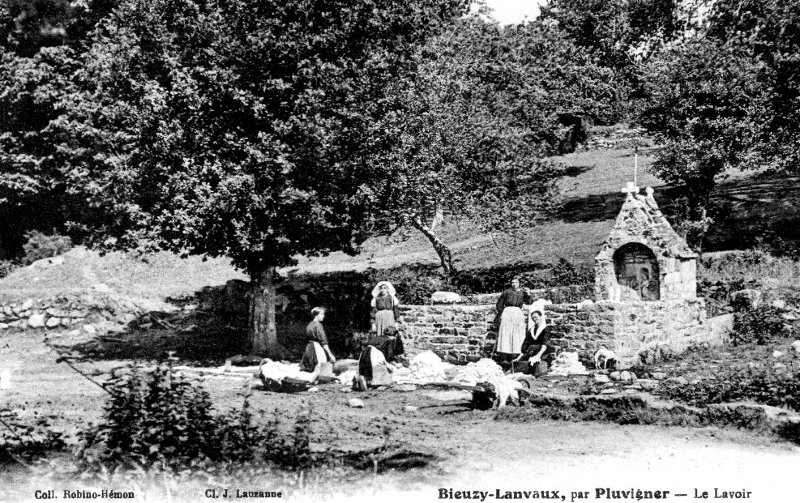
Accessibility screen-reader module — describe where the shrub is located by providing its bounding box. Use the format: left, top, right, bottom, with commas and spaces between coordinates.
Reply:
79, 366, 219, 469
0, 260, 17, 278
699, 250, 800, 290
731, 306, 786, 346
0, 409, 66, 464
22, 230, 72, 264
79, 366, 314, 471
364, 266, 448, 305
658, 363, 800, 412
546, 283, 595, 304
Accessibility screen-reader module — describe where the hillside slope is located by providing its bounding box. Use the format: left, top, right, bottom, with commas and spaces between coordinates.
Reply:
0, 247, 244, 304
291, 146, 662, 274
1, 143, 798, 303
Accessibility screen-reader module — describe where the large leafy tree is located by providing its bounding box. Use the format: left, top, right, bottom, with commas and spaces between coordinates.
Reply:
638, 0, 800, 247
704, 0, 800, 172
638, 38, 763, 247
1, 0, 117, 53
0, 47, 82, 256
539, 0, 686, 122
539, 0, 682, 68
364, 17, 617, 274
0, 0, 116, 257
54, 0, 468, 355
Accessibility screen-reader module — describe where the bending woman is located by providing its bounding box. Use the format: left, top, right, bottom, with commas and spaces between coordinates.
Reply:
300, 307, 336, 373
370, 281, 400, 335
493, 278, 531, 361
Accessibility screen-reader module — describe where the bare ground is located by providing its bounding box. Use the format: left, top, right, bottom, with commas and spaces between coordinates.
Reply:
2, 328, 799, 503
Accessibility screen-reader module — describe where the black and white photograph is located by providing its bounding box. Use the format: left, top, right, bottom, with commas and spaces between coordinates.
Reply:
1, 0, 799, 501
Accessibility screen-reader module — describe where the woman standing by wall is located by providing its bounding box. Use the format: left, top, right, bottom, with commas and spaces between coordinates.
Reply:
493, 277, 531, 362
370, 281, 400, 336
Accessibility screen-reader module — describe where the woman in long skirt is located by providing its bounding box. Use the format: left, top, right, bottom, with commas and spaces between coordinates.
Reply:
371, 280, 400, 335
494, 278, 530, 361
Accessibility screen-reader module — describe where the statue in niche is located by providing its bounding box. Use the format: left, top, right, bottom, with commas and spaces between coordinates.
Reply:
613, 243, 660, 302
638, 267, 658, 301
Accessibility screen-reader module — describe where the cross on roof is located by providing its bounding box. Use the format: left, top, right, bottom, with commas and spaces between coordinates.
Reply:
621, 181, 639, 195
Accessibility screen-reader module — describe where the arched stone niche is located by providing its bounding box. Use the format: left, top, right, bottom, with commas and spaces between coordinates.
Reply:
613, 242, 660, 301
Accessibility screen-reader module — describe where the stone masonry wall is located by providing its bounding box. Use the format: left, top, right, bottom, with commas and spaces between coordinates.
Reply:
399, 299, 720, 366
398, 305, 497, 364
0, 293, 141, 335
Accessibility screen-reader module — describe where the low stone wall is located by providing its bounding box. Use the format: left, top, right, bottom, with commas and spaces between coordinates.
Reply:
399, 299, 723, 366
399, 305, 498, 363
0, 294, 140, 333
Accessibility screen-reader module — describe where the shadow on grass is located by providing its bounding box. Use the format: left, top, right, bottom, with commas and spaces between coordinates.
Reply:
704, 175, 800, 252
559, 164, 595, 178
554, 174, 800, 253
60, 311, 341, 366
62, 316, 246, 366
556, 186, 672, 223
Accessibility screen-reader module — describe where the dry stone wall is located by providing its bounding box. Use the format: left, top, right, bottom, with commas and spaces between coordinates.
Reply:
0, 294, 141, 334
399, 298, 723, 366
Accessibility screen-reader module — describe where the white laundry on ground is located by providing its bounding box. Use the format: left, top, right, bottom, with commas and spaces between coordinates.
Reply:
452, 358, 522, 408
406, 351, 453, 383
451, 358, 505, 385
337, 369, 358, 385
548, 351, 589, 376
259, 359, 317, 383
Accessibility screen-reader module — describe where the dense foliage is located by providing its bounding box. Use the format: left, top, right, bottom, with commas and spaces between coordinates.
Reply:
49, 0, 469, 354
0, 1, 116, 256
79, 366, 315, 471
540, 0, 683, 70
639, 0, 800, 247
366, 17, 618, 272
0, 408, 66, 464
731, 306, 787, 346
659, 361, 800, 413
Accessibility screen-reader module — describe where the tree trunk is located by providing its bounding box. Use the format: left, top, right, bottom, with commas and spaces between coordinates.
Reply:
412, 216, 455, 275
248, 266, 284, 358
429, 206, 444, 232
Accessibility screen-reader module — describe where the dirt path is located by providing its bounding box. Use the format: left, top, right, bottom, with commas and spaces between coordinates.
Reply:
2, 331, 799, 503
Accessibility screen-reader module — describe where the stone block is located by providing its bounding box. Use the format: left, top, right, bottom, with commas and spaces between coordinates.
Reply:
431, 291, 463, 304
28, 313, 46, 328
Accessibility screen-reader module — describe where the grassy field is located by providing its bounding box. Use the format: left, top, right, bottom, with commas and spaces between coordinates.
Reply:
294, 144, 800, 274
0, 247, 244, 304
1, 143, 799, 301
292, 147, 660, 275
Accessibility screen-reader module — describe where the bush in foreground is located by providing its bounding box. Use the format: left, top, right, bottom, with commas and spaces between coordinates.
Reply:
658, 362, 800, 413
78, 366, 314, 472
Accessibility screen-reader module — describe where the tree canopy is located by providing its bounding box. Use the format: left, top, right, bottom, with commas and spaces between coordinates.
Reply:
52, 0, 469, 354
638, 0, 800, 247
363, 16, 618, 272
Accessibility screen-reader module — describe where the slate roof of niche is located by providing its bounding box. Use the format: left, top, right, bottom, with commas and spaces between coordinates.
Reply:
596, 186, 697, 260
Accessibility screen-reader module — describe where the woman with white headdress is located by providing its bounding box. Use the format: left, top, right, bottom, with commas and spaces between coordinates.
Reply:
371, 281, 400, 336
514, 300, 554, 376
